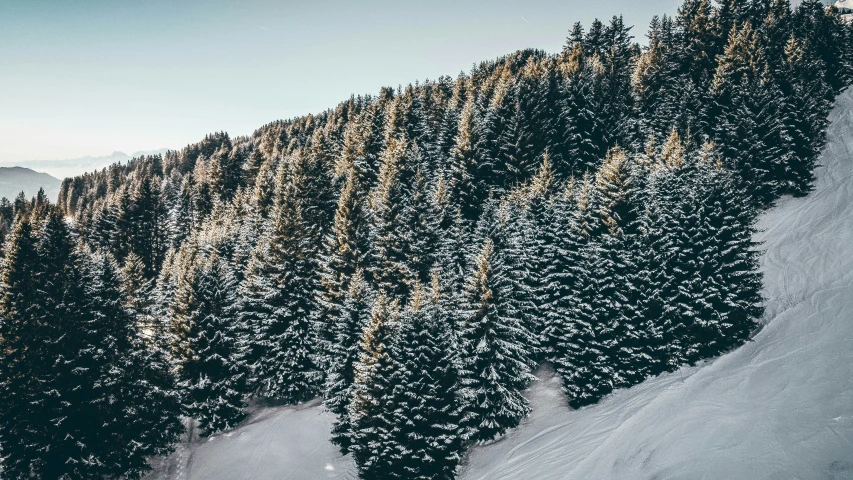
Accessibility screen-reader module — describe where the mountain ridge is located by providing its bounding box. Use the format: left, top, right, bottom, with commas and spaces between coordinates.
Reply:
0, 166, 62, 203
2, 148, 171, 180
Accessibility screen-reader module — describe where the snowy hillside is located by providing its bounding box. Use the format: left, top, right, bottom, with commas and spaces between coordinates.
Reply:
147, 88, 853, 480
463, 87, 853, 480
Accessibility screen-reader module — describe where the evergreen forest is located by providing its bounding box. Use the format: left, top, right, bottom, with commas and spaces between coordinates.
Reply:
1, 1, 852, 478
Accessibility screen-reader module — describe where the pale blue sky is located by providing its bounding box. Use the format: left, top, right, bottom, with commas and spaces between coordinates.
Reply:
0, 0, 680, 165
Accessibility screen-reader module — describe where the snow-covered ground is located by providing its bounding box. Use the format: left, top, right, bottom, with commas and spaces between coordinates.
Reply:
144, 399, 354, 480
148, 88, 853, 479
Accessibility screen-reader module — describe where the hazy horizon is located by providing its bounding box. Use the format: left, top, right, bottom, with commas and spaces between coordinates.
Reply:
1, 0, 680, 172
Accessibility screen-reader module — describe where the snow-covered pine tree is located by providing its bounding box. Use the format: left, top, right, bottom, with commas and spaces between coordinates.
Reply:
326, 269, 374, 452
125, 165, 168, 277
448, 93, 487, 223
431, 174, 470, 305
460, 237, 537, 443
370, 284, 465, 480
588, 147, 644, 394
121, 251, 159, 340
516, 152, 557, 348
0, 216, 47, 478
174, 254, 247, 437
348, 292, 401, 479
642, 149, 701, 370
239, 156, 322, 403
558, 42, 604, 174
778, 32, 832, 197
553, 172, 608, 408
401, 160, 439, 287
369, 138, 414, 298
29, 210, 96, 477
686, 160, 762, 361
712, 22, 788, 206
317, 166, 371, 372
81, 251, 183, 478
536, 175, 573, 355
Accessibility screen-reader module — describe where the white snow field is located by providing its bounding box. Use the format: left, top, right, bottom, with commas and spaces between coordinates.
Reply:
144, 399, 354, 480
149, 88, 853, 479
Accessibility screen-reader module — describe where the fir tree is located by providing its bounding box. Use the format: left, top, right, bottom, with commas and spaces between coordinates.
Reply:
174, 255, 247, 436
240, 157, 322, 403
366, 285, 465, 480
82, 251, 183, 478
326, 269, 374, 452
369, 138, 413, 298
460, 238, 537, 442
0, 216, 46, 478
349, 293, 401, 479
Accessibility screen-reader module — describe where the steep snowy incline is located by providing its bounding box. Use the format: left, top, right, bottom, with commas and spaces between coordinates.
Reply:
462, 88, 853, 480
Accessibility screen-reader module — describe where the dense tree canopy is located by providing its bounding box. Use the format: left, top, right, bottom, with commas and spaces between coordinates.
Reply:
2, 1, 851, 478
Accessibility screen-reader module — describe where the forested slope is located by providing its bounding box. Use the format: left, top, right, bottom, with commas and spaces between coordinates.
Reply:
1, 1, 852, 479
463, 85, 853, 480
146, 83, 853, 480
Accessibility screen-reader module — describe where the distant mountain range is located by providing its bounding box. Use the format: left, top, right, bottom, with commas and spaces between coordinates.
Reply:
0, 167, 62, 203
2, 149, 170, 180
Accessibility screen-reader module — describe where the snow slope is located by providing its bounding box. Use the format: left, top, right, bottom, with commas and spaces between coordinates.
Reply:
144, 399, 354, 480
149, 88, 853, 479
463, 87, 853, 480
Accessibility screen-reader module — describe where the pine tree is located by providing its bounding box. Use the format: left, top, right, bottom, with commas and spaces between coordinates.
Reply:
369, 138, 413, 298
30, 210, 95, 477
325, 269, 374, 452
126, 167, 168, 277
240, 157, 322, 403
558, 43, 606, 173
121, 251, 159, 340
448, 94, 487, 223
712, 22, 789, 205
402, 161, 439, 286
460, 238, 536, 442
317, 167, 371, 371
174, 255, 247, 436
0, 216, 46, 478
82, 251, 183, 478
361, 285, 465, 480
348, 293, 401, 479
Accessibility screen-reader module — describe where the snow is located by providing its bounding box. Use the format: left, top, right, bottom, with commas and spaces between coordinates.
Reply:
144, 399, 354, 480
148, 88, 853, 479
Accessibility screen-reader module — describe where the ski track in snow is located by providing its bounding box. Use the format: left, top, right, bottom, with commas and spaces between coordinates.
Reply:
148, 89, 853, 479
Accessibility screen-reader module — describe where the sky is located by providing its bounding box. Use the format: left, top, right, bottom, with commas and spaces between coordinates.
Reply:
0, 0, 681, 169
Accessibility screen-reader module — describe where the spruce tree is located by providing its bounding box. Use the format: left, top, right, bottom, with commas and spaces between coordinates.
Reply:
239, 156, 321, 403
326, 269, 374, 452
0, 216, 45, 478
367, 285, 465, 480
460, 238, 536, 442
348, 293, 401, 479
82, 251, 183, 478
174, 255, 247, 437
369, 139, 413, 298
317, 167, 371, 371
